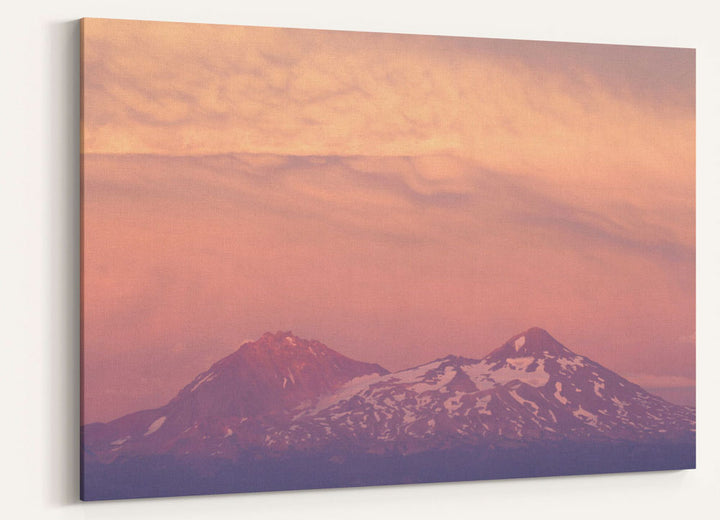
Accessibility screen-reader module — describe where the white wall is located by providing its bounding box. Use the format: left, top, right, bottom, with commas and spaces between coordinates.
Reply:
1, 1, 718, 518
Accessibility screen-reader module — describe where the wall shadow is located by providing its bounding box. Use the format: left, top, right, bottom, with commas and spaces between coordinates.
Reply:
45, 19, 81, 506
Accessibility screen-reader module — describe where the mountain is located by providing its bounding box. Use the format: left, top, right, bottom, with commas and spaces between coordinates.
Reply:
283, 327, 693, 454
81, 328, 695, 500
82, 331, 388, 463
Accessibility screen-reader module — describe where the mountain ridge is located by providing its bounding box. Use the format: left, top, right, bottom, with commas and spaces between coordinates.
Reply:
81, 326, 695, 500
83, 327, 694, 466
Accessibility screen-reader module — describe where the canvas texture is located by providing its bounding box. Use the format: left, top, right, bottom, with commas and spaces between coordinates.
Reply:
80, 18, 696, 501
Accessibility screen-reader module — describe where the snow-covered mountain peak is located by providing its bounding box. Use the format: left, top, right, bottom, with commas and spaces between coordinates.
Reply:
484, 327, 574, 363
250, 330, 311, 350
83, 328, 695, 465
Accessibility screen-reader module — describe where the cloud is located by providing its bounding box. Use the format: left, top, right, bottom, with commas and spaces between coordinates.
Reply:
82, 152, 693, 266
82, 19, 695, 202
81, 152, 696, 422
79, 19, 695, 422
626, 374, 696, 389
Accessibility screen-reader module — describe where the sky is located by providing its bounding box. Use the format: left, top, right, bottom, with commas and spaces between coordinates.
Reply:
81, 18, 695, 423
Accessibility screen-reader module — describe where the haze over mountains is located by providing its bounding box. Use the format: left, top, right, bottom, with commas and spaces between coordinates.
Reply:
82, 327, 695, 499
81, 151, 696, 424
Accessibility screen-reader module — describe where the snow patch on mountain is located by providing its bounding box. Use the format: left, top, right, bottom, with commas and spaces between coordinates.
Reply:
510, 390, 540, 415
464, 358, 550, 388
444, 393, 467, 413
391, 360, 443, 383
306, 373, 384, 414
573, 405, 598, 426
557, 356, 585, 372
190, 372, 216, 392
402, 410, 419, 425
409, 365, 457, 393
475, 395, 492, 415
554, 382, 569, 404
593, 379, 605, 397
144, 416, 166, 436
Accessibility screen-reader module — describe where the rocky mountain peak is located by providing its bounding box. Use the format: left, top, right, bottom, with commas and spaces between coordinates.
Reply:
485, 327, 573, 363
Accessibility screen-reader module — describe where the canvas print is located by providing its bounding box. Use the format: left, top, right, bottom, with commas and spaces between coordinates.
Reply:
80, 18, 696, 501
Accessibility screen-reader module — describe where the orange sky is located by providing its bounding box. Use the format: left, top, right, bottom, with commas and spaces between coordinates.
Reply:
81, 18, 695, 423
